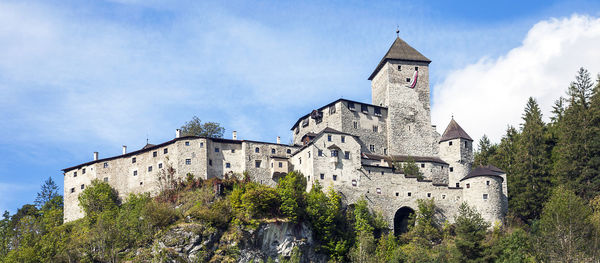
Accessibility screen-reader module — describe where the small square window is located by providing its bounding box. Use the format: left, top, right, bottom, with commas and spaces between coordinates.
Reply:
353, 121, 358, 129
397, 65, 401, 70
153, 151, 157, 157
381, 171, 384, 175
369, 145, 375, 152
442, 194, 446, 199
449, 141, 453, 146
486, 180, 490, 186
456, 183, 460, 188
82, 168, 86, 174
103, 177, 108, 182
278, 162, 283, 168
70, 188, 75, 193
421, 163, 425, 168
361, 104, 368, 113
483, 194, 488, 200
185, 141, 190, 146
255, 147, 260, 153
320, 173, 324, 180
341, 136, 345, 143
331, 150, 338, 157
103, 162, 109, 168
348, 102, 355, 110
450, 167, 454, 172
287, 149, 291, 154
185, 159, 191, 165
374, 107, 381, 116
164, 148, 168, 154
376, 188, 381, 194
132, 157, 136, 163
318, 149, 323, 156
466, 183, 470, 189
271, 149, 276, 154
81, 184, 85, 190
406, 78, 410, 82
407, 192, 411, 197
226, 163, 231, 168
333, 175, 337, 181
373, 125, 378, 133
255, 160, 261, 168
344, 151, 350, 159
352, 180, 357, 187
415, 66, 418, 70
209, 160, 212, 166
158, 163, 163, 169
232, 149, 235, 153
395, 192, 399, 196
427, 193, 431, 198
329, 106, 336, 114
200, 142, 204, 147
327, 135, 332, 141
215, 148, 220, 152
133, 170, 137, 176
140, 182, 143, 185
148, 166, 152, 172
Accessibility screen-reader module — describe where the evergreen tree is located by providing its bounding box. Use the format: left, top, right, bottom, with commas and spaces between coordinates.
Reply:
454, 203, 490, 262
34, 177, 60, 209
474, 134, 497, 166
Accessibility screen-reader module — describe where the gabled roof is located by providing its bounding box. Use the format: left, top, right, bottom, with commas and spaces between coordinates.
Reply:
368, 37, 431, 80
141, 143, 156, 150
290, 98, 387, 130
440, 118, 473, 142
461, 165, 505, 181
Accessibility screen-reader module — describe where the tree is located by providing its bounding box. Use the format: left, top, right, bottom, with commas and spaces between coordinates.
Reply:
35, 177, 60, 209
474, 134, 497, 166
180, 116, 225, 138
78, 180, 120, 224
454, 203, 490, 262
276, 171, 307, 223
538, 186, 593, 262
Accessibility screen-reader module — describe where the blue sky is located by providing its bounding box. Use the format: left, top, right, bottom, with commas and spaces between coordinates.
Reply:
2, 0, 600, 214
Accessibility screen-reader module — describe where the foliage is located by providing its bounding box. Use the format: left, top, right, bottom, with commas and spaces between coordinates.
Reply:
77, 179, 120, 223
454, 203, 490, 262
34, 177, 60, 209
276, 171, 307, 223
394, 157, 423, 180
180, 116, 225, 138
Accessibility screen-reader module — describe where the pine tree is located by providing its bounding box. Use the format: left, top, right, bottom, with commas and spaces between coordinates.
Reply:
35, 177, 59, 209
474, 134, 497, 166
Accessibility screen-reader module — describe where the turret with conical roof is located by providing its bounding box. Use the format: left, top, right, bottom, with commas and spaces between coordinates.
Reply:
370, 36, 435, 156
438, 117, 474, 188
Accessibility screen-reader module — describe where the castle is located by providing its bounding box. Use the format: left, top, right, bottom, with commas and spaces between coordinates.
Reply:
63, 37, 508, 233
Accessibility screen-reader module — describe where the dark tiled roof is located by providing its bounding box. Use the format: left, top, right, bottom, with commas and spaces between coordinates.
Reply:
461, 165, 505, 181
368, 37, 431, 80
141, 143, 156, 150
290, 98, 387, 130
439, 118, 473, 142
362, 153, 449, 165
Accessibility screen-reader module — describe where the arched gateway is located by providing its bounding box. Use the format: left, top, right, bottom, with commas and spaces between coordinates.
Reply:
393, 207, 415, 236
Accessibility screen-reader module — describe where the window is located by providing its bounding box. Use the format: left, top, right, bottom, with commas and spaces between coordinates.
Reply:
215, 148, 219, 152
376, 188, 381, 194
320, 173, 325, 180
271, 149, 276, 154
384, 148, 387, 155
361, 104, 368, 113
397, 65, 401, 70
226, 163, 231, 168
421, 163, 425, 168
381, 171, 384, 175
70, 188, 75, 193
299, 157, 301, 164
341, 136, 345, 143
407, 192, 412, 197
331, 150, 338, 157
164, 148, 168, 154
427, 193, 431, 198
368, 170, 371, 174
140, 182, 143, 185
466, 183, 470, 189
450, 167, 454, 172
442, 194, 446, 199
104, 177, 108, 182
486, 180, 490, 186
153, 151, 157, 157
271, 162, 273, 168
415, 66, 418, 70
369, 145, 375, 152
374, 107, 381, 116
395, 192, 399, 196
449, 141, 453, 146
81, 184, 85, 190
209, 160, 212, 166
255, 147, 260, 153
104, 162, 109, 168
308, 176, 310, 181
287, 149, 291, 154
82, 168, 86, 174
329, 105, 336, 114
465, 141, 468, 148
278, 162, 283, 168
372, 125, 378, 132
352, 180, 357, 187
185, 159, 191, 165
132, 157, 136, 163
344, 151, 350, 159
353, 121, 358, 129
231, 149, 235, 153
406, 78, 411, 82
295, 128, 299, 134
308, 151, 311, 158
255, 160, 261, 168
133, 170, 137, 176
333, 175, 337, 181
185, 141, 190, 146
318, 149, 323, 156
158, 163, 163, 169
148, 166, 153, 172
483, 194, 488, 200
348, 102, 355, 110
327, 135, 332, 141
200, 142, 204, 147
456, 183, 460, 187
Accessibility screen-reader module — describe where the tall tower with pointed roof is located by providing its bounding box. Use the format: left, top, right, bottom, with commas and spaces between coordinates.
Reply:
370, 36, 434, 156
439, 118, 474, 188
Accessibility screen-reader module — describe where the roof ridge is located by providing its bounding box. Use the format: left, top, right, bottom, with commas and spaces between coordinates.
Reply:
368, 37, 431, 80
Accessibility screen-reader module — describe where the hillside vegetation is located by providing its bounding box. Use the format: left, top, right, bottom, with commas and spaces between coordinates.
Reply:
2, 68, 600, 262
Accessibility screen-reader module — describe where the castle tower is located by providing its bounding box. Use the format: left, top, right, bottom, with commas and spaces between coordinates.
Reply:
438, 118, 473, 187
461, 165, 507, 225
369, 37, 433, 156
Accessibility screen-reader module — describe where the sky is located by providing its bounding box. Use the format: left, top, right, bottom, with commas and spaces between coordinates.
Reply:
2, 0, 600, 213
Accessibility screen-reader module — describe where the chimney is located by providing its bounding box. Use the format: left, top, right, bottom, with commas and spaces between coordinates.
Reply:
232, 131, 237, 140
93, 152, 98, 161
176, 129, 181, 138
122, 145, 127, 155
277, 136, 281, 144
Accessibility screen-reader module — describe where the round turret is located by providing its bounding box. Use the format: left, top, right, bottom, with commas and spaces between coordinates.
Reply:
461, 165, 506, 226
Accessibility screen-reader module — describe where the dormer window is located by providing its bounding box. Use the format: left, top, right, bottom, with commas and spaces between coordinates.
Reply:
329, 106, 336, 114
348, 102, 355, 111
361, 104, 368, 113
302, 118, 309, 127
374, 107, 381, 116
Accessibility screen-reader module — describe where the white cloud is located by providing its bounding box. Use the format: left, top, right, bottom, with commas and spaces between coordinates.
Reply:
432, 14, 600, 144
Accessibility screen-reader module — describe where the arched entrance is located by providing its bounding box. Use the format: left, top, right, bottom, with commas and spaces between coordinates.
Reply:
394, 206, 415, 236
